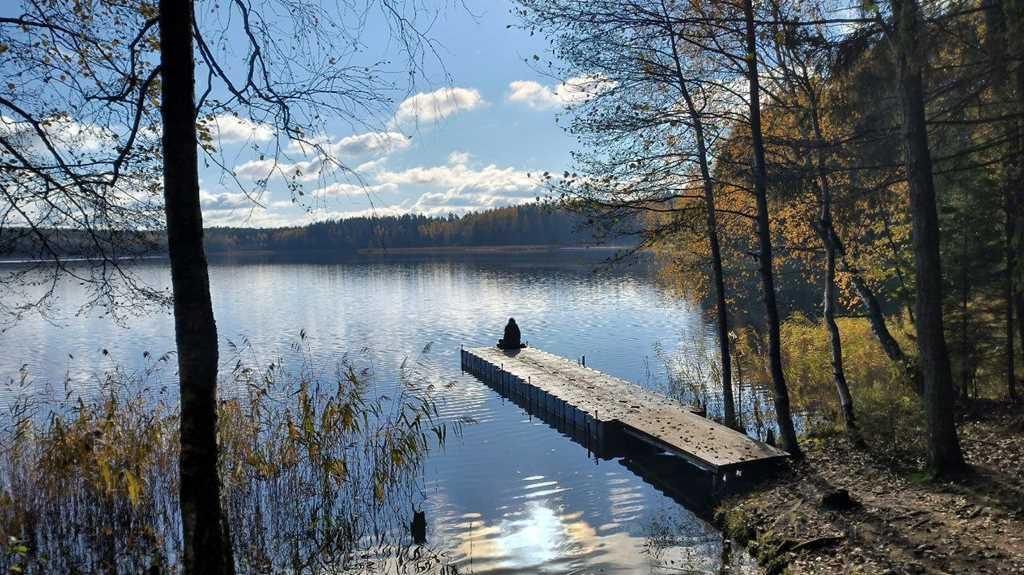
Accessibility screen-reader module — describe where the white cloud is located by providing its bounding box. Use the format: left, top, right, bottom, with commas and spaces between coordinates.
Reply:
367, 154, 543, 214
233, 158, 308, 181
313, 181, 398, 197
199, 190, 254, 210
1, 115, 116, 154
410, 189, 534, 214
201, 114, 274, 143
234, 159, 277, 180
447, 151, 471, 165
203, 207, 295, 228
235, 131, 410, 184
234, 157, 324, 183
287, 131, 411, 157
329, 131, 410, 157
50, 119, 114, 151
391, 87, 484, 126
301, 205, 412, 221
298, 154, 546, 221
355, 157, 388, 173
376, 162, 538, 196
507, 75, 615, 110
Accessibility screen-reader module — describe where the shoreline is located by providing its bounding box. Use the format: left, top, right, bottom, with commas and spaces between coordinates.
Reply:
0, 244, 637, 264
713, 401, 1024, 574
355, 244, 632, 256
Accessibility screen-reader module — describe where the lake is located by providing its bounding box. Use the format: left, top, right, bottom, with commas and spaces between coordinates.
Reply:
0, 252, 756, 574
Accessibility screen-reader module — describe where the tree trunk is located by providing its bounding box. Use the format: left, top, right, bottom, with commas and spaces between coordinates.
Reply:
663, 20, 737, 429
834, 234, 924, 394
743, 0, 801, 457
1017, 293, 1024, 388
1006, 190, 1017, 401
703, 151, 736, 429
1017, 43, 1024, 391
891, 0, 966, 476
822, 228, 859, 439
803, 84, 861, 442
159, 1, 235, 572
992, 1, 1017, 399
960, 219, 971, 400
999, 0, 1024, 399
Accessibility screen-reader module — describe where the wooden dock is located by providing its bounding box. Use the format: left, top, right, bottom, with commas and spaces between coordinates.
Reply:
461, 346, 787, 481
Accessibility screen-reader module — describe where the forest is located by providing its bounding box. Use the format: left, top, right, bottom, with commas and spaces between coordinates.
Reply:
0, 204, 595, 258
518, 0, 1022, 455
203, 204, 595, 253
513, 0, 1024, 570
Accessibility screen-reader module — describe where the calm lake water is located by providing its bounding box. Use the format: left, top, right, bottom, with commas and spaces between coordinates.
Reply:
0, 252, 756, 574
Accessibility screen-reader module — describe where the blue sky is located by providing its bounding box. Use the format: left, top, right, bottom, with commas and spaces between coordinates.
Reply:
197, 1, 587, 228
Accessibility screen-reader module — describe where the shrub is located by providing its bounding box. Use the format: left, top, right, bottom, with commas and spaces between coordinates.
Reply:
777, 314, 926, 460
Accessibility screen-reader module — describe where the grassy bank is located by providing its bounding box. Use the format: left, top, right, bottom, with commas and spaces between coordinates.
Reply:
705, 315, 1024, 574
663, 314, 927, 452
0, 343, 452, 574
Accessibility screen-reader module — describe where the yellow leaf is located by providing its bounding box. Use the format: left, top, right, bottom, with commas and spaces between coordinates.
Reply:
327, 459, 347, 483
99, 461, 113, 493
124, 470, 142, 507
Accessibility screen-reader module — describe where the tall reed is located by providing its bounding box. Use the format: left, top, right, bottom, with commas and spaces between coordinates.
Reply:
1, 336, 452, 573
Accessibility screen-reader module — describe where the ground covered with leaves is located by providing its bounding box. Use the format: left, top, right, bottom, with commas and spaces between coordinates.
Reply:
716, 401, 1024, 574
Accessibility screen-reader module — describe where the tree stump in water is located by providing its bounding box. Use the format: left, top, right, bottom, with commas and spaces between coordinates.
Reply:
411, 510, 426, 545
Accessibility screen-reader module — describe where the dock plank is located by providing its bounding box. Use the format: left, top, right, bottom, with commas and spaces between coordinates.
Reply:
463, 346, 787, 472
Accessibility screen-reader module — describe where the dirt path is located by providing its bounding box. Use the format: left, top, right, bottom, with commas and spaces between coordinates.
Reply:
717, 403, 1024, 574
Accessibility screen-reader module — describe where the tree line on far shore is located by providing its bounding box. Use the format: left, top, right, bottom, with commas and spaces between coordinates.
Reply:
0, 204, 597, 260
204, 204, 594, 253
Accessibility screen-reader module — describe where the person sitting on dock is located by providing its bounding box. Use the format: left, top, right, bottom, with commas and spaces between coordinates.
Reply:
497, 317, 527, 350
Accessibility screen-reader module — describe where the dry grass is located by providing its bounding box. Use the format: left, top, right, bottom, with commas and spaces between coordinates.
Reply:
774, 314, 927, 460
660, 313, 936, 459
0, 338, 453, 574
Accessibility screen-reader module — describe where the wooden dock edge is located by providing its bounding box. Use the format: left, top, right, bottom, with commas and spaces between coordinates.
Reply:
460, 346, 789, 485
460, 347, 621, 451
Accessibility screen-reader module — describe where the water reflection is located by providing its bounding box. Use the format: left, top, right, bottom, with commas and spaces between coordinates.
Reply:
470, 503, 570, 571
1, 253, 755, 573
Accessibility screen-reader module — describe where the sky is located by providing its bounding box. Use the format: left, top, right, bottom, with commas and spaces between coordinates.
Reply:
196, 1, 586, 228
